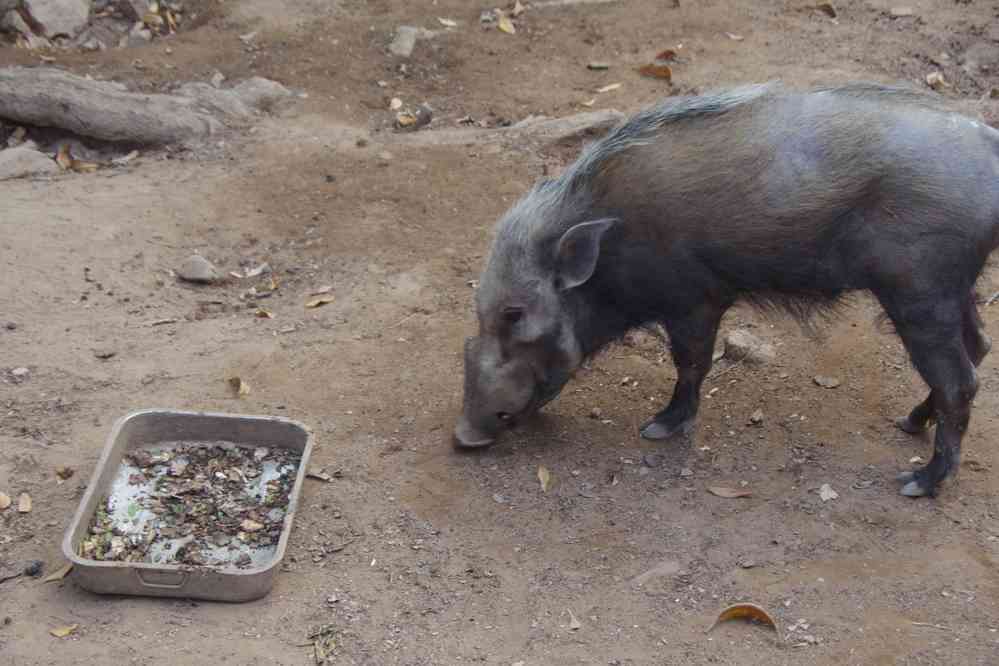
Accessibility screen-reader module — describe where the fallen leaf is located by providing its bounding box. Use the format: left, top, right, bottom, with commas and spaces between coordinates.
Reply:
311, 623, 337, 664
307, 469, 334, 483
638, 63, 673, 82
708, 602, 780, 636
497, 12, 516, 34
437, 17, 458, 27
306, 296, 335, 309
511, 0, 526, 17
568, 608, 582, 630
814, 2, 837, 18
240, 518, 264, 532
707, 486, 753, 499
49, 624, 78, 638
0, 492, 10, 510
596, 83, 621, 93
55, 466, 75, 480
654, 49, 678, 61
43, 563, 73, 583
228, 376, 250, 397
55, 144, 73, 170
396, 111, 418, 128
17, 492, 31, 513
71, 160, 99, 173
255, 307, 274, 319
311, 285, 334, 295
538, 465, 553, 492
725, 32, 745, 41
925, 71, 949, 91
818, 483, 839, 502
813, 375, 841, 389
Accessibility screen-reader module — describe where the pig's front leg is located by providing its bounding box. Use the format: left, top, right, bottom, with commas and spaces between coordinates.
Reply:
640, 302, 729, 440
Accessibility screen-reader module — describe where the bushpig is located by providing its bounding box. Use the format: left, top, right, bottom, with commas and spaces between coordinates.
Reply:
455, 82, 999, 497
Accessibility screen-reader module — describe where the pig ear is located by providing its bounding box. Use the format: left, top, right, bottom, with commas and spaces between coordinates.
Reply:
554, 218, 617, 290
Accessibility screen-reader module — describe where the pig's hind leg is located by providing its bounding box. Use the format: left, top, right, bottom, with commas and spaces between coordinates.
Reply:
895, 289, 991, 435
880, 292, 979, 497
640, 302, 728, 441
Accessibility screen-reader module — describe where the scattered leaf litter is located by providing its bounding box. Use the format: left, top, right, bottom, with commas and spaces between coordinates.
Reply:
80, 442, 301, 569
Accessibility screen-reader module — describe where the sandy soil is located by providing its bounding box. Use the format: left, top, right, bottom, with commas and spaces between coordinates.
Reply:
2, 1, 999, 664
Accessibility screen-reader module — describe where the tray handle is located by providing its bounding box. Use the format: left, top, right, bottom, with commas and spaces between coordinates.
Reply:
136, 569, 189, 589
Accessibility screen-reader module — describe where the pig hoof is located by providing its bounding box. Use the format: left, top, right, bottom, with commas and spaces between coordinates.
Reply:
639, 418, 693, 441
897, 470, 932, 497
894, 416, 928, 435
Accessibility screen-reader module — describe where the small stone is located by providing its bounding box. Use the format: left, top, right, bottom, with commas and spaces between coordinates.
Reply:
24, 560, 44, 577
723, 329, 776, 365
749, 409, 764, 425
11, 367, 29, 378
925, 71, 948, 91
22, 0, 90, 38
117, 0, 153, 21
0, 147, 59, 182
210, 70, 225, 88
642, 453, 664, 468
389, 97, 403, 110
17, 493, 31, 513
813, 375, 841, 389
738, 558, 756, 569
679, 467, 693, 478
388, 26, 436, 57
818, 483, 839, 502
589, 407, 603, 419
176, 255, 220, 283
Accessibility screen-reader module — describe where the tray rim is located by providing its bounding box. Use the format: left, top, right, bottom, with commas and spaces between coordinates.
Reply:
61, 408, 314, 580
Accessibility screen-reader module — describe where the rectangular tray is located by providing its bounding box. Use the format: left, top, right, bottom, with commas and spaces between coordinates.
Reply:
62, 409, 313, 602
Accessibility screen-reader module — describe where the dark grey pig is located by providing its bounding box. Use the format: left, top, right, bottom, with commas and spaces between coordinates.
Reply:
455, 82, 999, 497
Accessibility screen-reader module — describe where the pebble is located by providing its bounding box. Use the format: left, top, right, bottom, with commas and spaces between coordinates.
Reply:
23, 560, 44, 577
749, 408, 764, 425
679, 467, 693, 478
589, 407, 603, 419
11, 367, 29, 377
176, 255, 220, 283
388, 26, 436, 57
21, 0, 90, 38
0, 146, 59, 182
813, 375, 841, 389
723, 329, 776, 365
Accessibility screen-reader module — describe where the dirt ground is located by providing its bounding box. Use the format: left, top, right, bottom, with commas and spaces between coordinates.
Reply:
3, 0, 999, 664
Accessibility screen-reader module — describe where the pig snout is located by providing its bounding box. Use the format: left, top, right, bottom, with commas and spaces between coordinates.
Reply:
454, 336, 538, 448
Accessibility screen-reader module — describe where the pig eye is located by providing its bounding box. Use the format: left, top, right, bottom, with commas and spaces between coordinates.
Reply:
502, 307, 524, 325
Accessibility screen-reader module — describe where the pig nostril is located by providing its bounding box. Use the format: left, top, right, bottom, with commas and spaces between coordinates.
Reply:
497, 412, 511, 422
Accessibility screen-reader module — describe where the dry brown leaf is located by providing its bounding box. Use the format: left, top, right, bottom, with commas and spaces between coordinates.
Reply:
228, 376, 250, 397
925, 71, 949, 91
511, 0, 526, 17
56, 144, 73, 170
708, 602, 780, 636
538, 465, 553, 493
43, 563, 73, 583
240, 518, 264, 532
0, 491, 11, 510
17, 492, 31, 513
396, 111, 418, 128
55, 466, 75, 480
255, 307, 274, 319
654, 49, 678, 61
638, 63, 673, 82
306, 296, 335, 308
497, 12, 516, 34
71, 160, 99, 173
49, 624, 78, 638
707, 486, 752, 499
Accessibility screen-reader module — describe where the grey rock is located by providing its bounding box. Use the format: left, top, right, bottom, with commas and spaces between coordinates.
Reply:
231, 77, 292, 110
723, 329, 776, 365
0, 146, 58, 181
0, 8, 30, 35
176, 255, 220, 283
178, 82, 252, 118
388, 25, 435, 57
116, 0, 151, 21
22, 0, 89, 38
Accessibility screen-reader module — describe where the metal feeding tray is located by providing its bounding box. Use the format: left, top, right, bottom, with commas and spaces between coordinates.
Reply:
62, 409, 313, 602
